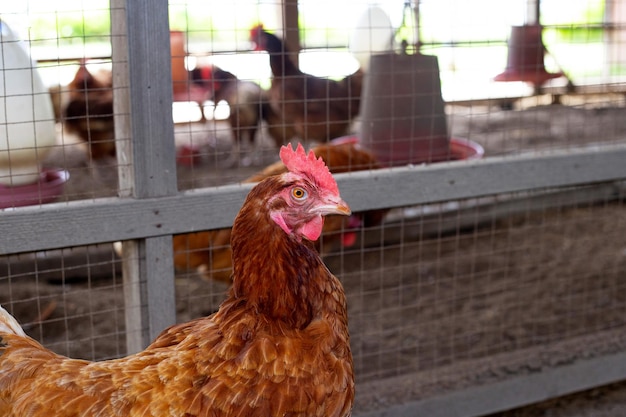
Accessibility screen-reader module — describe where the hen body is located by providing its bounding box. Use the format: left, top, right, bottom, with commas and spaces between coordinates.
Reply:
192, 65, 292, 166
62, 61, 115, 160
0, 144, 354, 417
173, 139, 385, 283
251, 26, 363, 143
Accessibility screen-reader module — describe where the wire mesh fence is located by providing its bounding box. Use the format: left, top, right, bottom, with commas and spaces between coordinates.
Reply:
1, 1, 626, 416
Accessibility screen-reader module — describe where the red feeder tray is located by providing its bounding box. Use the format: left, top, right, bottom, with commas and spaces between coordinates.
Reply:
333, 135, 484, 164
0, 169, 69, 209
448, 137, 484, 161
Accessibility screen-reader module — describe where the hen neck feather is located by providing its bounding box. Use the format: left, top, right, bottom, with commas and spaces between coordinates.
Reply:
262, 32, 301, 77
229, 178, 339, 329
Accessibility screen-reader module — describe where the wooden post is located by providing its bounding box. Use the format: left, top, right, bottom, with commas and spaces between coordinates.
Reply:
282, 0, 300, 67
110, 0, 178, 353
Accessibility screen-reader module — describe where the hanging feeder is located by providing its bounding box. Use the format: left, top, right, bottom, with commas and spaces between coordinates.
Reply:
494, 24, 563, 88
355, 2, 482, 167
359, 52, 452, 166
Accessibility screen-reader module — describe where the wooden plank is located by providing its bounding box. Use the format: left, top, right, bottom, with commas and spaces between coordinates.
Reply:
354, 350, 626, 417
111, 0, 141, 353
3, 182, 622, 281
337, 145, 626, 212
1, 146, 626, 256
120, 239, 145, 354
143, 235, 176, 342
110, 0, 132, 197
122, 0, 177, 198
110, 0, 177, 351
282, 0, 300, 67
363, 182, 624, 247
0, 183, 250, 255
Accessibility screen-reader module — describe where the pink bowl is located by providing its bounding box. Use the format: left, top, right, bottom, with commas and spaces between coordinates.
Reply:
448, 137, 485, 161
331, 135, 484, 163
0, 169, 69, 209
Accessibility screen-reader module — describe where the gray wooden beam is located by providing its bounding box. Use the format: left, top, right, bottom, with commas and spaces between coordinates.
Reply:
337, 145, 626, 212
1, 145, 626, 256
282, 0, 300, 67
110, 0, 177, 351
354, 350, 626, 417
0, 183, 250, 254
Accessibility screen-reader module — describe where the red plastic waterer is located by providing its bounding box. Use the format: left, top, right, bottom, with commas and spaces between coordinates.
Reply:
359, 52, 483, 166
494, 24, 563, 88
359, 53, 451, 167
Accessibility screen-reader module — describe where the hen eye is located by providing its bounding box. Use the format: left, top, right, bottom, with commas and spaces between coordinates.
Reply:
291, 187, 308, 201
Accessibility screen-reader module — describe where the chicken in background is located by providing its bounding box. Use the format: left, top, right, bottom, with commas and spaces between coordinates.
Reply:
0, 143, 354, 417
61, 61, 116, 160
173, 138, 387, 283
191, 65, 294, 166
250, 25, 363, 144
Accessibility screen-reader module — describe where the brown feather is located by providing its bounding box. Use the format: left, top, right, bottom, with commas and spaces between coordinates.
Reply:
172, 140, 386, 283
62, 62, 115, 160
1, 161, 354, 417
251, 27, 363, 143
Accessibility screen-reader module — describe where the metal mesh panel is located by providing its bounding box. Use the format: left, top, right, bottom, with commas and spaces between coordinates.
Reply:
0, 245, 125, 361
1, 1, 626, 417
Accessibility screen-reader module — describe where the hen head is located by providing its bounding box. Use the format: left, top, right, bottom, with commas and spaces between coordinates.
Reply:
250, 24, 287, 54
269, 143, 351, 242
250, 24, 266, 51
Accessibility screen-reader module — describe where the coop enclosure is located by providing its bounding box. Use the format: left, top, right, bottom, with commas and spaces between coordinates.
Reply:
1, 0, 626, 416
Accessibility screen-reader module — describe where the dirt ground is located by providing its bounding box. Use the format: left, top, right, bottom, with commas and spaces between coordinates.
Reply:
2, 98, 626, 416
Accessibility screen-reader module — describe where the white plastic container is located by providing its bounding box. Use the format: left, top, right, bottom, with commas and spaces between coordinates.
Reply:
0, 20, 56, 186
349, 6, 394, 71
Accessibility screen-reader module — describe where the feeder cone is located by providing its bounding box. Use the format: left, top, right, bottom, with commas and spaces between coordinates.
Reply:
359, 53, 451, 167
495, 24, 563, 88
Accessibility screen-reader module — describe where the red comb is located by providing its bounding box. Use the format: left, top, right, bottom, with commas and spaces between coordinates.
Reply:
280, 143, 338, 194
200, 65, 213, 81
250, 24, 264, 40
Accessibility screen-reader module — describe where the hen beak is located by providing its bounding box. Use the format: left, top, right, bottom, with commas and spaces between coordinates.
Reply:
314, 197, 352, 217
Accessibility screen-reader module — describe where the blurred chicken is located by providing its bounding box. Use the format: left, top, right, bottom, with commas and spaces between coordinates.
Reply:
62, 61, 115, 160
0, 143, 354, 417
173, 138, 386, 283
191, 65, 293, 166
250, 25, 363, 143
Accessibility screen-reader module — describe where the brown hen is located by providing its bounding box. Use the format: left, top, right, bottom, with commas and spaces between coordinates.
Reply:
62, 61, 116, 160
192, 65, 293, 166
173, 138, 385, 283
250, 25, 363, 143
0, 143, 354, 417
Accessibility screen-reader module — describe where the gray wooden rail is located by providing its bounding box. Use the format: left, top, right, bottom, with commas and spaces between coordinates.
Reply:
3, 145, 626, 256
1, 1, 625, 416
